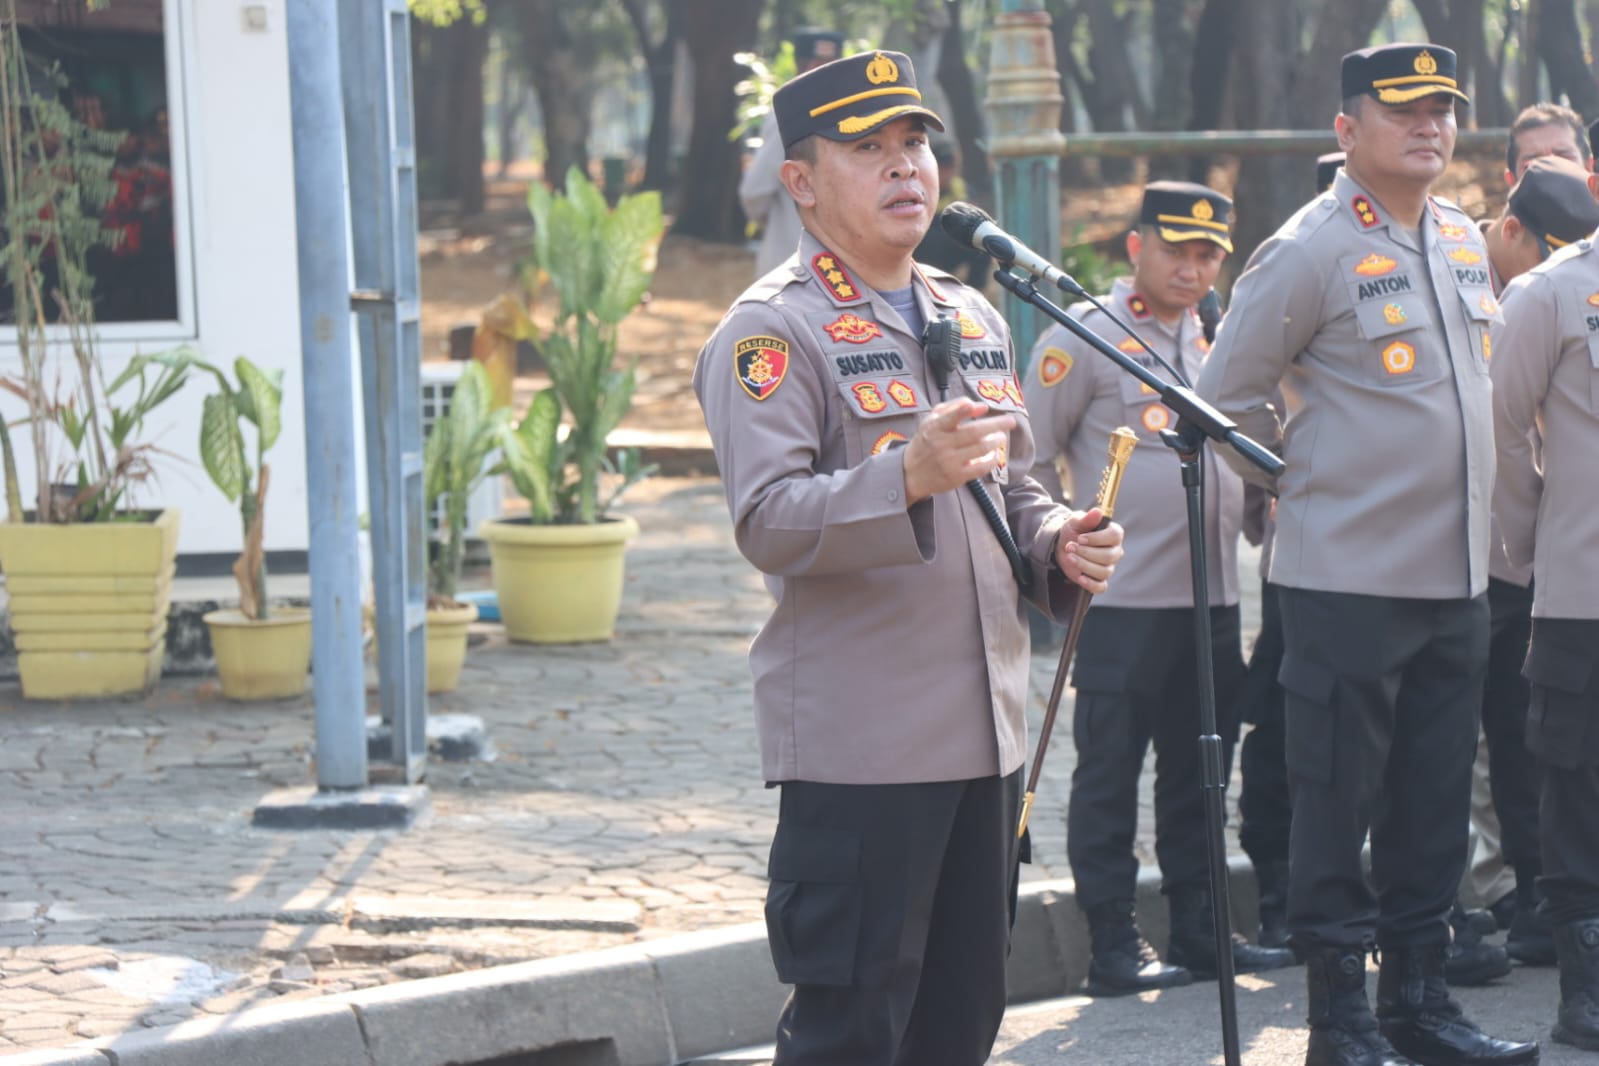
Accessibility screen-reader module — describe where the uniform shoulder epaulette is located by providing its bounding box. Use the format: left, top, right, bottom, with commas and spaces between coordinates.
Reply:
1429, 194, 1471, 220
1065, 298, 1096, 320
733, 264, 808, 309
1280, 191, 1341, 242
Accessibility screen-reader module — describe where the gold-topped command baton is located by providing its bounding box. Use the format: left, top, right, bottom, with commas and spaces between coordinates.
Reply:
1018, 426, 1138, 839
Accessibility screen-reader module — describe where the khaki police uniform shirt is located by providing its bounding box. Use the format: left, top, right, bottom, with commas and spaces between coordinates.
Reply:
1195, 170, 1497, 599
1489, 239, 1599, 619
738, 112, 804, 277
694, 231, 1077, 785
1024, 278, 1243, 608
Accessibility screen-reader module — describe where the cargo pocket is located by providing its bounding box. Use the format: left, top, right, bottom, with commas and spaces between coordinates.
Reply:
764, 824, 862, 986
1523, 638, 1596, 769
1278, 653, 1338, 785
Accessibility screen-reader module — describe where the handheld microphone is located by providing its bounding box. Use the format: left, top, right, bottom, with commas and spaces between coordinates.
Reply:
939, 202, 1087, 297
1197, 289, 1222, 345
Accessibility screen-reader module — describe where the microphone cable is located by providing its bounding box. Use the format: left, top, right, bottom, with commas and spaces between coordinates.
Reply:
923, 316, 1032, 592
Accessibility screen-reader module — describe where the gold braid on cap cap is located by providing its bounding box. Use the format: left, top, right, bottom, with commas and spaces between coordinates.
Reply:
1155, 212, 1229, 233
808, 85, 922, 118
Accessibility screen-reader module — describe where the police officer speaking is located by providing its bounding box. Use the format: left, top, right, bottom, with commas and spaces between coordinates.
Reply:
1195, 43, 1539, 1066
694, 49, 1125, 1065
1023, 181, 1293, 996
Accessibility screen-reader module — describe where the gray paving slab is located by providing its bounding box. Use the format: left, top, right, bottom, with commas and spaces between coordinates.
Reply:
0, 474, 1265, 1058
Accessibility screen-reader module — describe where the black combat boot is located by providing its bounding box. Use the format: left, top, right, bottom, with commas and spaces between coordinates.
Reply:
1505, 869, 1556, 967
1304, 947, 1417, 1066
1445, 899, 1512, 986
1166, 885, 1295, 980
1083, 898, 1192, 997
1376, 943, 1540, 1064
1256, 858, 1292, 951
1552, 918, 1599, 1051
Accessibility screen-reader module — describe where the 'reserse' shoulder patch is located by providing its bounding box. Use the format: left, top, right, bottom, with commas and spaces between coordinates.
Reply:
734, 336, 790, 400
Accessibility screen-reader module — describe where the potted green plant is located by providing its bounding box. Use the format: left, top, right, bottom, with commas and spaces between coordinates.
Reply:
0, 20, 198, 699
190, 355, 310, 700
482, 166, 660, 643
419, 360, 508, 691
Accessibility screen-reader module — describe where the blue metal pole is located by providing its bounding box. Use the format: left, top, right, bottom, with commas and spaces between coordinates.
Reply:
986, 0, 1064, 372
286, 0, 367, 791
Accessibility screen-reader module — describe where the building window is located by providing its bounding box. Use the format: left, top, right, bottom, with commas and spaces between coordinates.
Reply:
6, 0, 183, 328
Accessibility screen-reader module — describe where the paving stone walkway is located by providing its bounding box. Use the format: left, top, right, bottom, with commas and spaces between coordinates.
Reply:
0, 475, 1258, 1056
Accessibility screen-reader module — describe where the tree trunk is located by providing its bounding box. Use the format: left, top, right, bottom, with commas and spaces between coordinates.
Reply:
1148, 0, 1195, 180
416, 16, 488, 214
620, 0, 681, 193
1413, 0, 1509, 126
1070, 0, 1142, 182
1048, 1, 1094, 186
519, 0, 595, 188
1229, 0, 1302, 281
936, 0, 995, 208
1186, 0, 1239, 184
495, 37, 524, 179
673, 0, 763, 241
1538, 0, 1599, 115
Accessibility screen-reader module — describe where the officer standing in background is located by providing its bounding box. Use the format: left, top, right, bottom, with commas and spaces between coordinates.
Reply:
696, 49, 1125, 1065
1196, 43, 1538, 1066
1023, 181, 1292, 996
1460, 108, 1594, 938
1504, 103, 1591, 187
1490, 185, 1599, 1055
1232, 151, 1347, 955
738, 29, 845, 278
1441, 156, 1599, 988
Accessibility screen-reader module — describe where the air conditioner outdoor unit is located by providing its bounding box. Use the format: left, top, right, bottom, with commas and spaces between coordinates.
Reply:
420, 361, 502, 543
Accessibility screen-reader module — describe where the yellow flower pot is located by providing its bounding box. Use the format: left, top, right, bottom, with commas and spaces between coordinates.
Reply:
426, 601, 478, 693
0, 510, 180, 699
203, 607, 312, 701
478, 515, 639, 643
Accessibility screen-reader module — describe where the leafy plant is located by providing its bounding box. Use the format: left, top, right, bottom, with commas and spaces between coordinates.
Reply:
0, 6, 194, 523
505, 166, 660, 525
423, 361, 510, 603
195, 355, 283, 621
1059, 228, 1125, 303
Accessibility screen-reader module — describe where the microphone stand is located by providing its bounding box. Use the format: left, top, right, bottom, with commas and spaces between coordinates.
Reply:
995, 270, 1282, 1066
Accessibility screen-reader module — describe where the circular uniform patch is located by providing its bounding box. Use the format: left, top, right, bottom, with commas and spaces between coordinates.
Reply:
1382, 340, 1416, 375
1038, 347, 1073, 387
1142, 404, 1170, 433
871, 430, 908, 455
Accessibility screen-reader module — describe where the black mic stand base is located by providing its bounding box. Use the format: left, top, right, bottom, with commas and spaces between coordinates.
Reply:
1161, 419, 1243, 1066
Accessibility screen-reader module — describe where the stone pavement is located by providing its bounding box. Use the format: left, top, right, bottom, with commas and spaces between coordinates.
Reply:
0, 474, 1262, 1059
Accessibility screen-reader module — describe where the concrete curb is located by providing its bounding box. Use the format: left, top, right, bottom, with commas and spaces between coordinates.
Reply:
12, 859, 1263, 1066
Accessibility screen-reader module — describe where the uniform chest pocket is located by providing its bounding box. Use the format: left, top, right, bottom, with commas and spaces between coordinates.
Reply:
834, 375, 929, 466
1353, 297, 1442, 386
955, 372, 1027, 484
1117, 371, 1174, 437
1457, 288, 1499, 373
1585, 333, 1599, 413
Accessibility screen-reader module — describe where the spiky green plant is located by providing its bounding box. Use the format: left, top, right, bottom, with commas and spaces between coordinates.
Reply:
503, 166, 660, 525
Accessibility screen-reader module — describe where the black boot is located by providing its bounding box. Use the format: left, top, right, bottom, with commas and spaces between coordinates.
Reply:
1256, 859, 1292, 950
1505, 869, 1556, 967
1445, 899, 1512, 986
1553, 918, 1599, 1051
1376, 942, 1540, 1064
1304, 947, 1417, 1066
1166, 886, 1295, 980
1083, 898, 1192, 997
